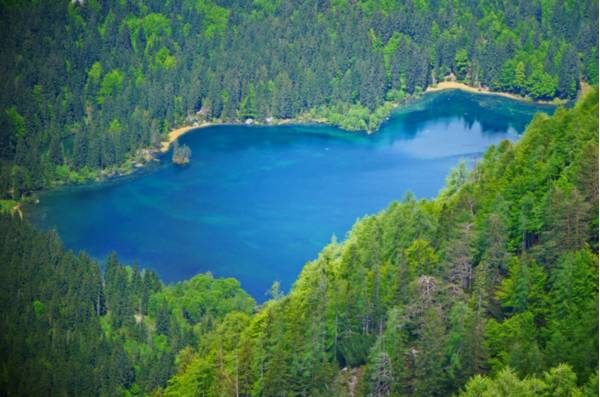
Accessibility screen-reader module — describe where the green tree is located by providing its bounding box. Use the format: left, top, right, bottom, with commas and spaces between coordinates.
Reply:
455, 49, 470, 80
97, 69, 124, 105
544, 249, 598, 380
368, 349, 393, 397
414, 307, 447, 396
557, 46, 579, 98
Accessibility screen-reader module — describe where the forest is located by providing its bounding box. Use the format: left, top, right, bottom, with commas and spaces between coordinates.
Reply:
0, 0, 598, 395
0, 214, 255, 396
0, 0, 598, 198
160, 89, 600, 396
1, 89, 597, 395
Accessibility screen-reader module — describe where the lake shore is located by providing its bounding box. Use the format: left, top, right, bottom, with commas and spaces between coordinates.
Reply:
158, 117, 329, 153
426, 82, 526, 100
160, 83, 566, 152
28, 92, 556, 299
425, 81, 567, 105
18, 85, 564, 212
159, 122, 215, 153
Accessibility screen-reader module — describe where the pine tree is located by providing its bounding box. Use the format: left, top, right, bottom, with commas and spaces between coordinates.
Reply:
413, 307, 447, 397
542, 185, 591, 263
446, 223, 474, 290
557, 46, 579, 98
156, 299, 171, 336
368, 350, 393, 397
544, 248, 598, 380
48, 130, 63, 166
455, 49, 470, 80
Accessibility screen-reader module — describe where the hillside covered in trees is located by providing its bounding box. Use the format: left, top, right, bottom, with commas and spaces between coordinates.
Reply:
0, 214, 255, 396
161, 89, 599, 396
1, 89, 597, 395
0, 0, 598, 197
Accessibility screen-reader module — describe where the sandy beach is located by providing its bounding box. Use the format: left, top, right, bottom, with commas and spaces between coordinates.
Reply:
425, 81, 530, 101
159, 122, 214, 153
426, 81, 568, 105
158, 118, 311, 153
159, 82, 570, 153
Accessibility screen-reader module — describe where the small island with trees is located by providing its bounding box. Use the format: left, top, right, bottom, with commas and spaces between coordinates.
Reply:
172, 141, 192, 165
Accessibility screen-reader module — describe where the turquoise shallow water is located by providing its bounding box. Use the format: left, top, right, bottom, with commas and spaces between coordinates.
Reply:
29, 90, 554, 299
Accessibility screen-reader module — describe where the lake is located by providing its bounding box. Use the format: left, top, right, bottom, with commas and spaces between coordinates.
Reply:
29, 90, 554, 299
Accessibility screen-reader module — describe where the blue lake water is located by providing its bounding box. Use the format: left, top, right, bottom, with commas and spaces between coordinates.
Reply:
29, 90, 554, 299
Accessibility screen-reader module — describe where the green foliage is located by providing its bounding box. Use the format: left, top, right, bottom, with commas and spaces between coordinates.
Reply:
194, 1, 230, 39
5, 106, 25, 139
496, 257, 547, 317
526, 66, 558, 99
160, 90, 599, 396
0, 1, 597, 395
253, 0, 281, 14
149, 273, 254, 329
0, 199, 18, 214
172, 141, 192, 165
460, 365, 584, 397
126, 13, 172, 52
312, 101, 398, 132
97, 69, 124, 105
405, 238, 440, 277
0, 215, 254, 395
87, 61, 103, 84
543, 249, 599, 381
485, 311, 545, 376
383, 32, 402, 77
0, 0, 597, 198
358, 0, 399, 16
455, 49, 470, 80
155, 47, 176, 70
32, 299, 44, 316
0, 91, 597, 395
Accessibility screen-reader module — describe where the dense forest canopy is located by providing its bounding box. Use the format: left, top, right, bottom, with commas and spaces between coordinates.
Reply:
0, 215, 255, 395
161, 90, 599, 396
0, 0, 598, 395
1, 88, 597, 395
0, 0, 598, 197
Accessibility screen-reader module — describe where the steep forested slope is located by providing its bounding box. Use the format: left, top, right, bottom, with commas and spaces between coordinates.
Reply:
0, 0, 598, 196
0, 92, 597, 396
162, 90, 599, 396
0, 215, 255, 395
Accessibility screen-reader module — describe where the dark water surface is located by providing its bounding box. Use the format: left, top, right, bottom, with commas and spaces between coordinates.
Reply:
29, 90, 554, 299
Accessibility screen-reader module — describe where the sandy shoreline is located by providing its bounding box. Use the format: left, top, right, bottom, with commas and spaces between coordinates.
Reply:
158, 118, 325, 153
160, 82, 566, 152
426, 81, 529, 102
426, 81, 569, 106
21, 83, 572, 211
159, 122, 215, 153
